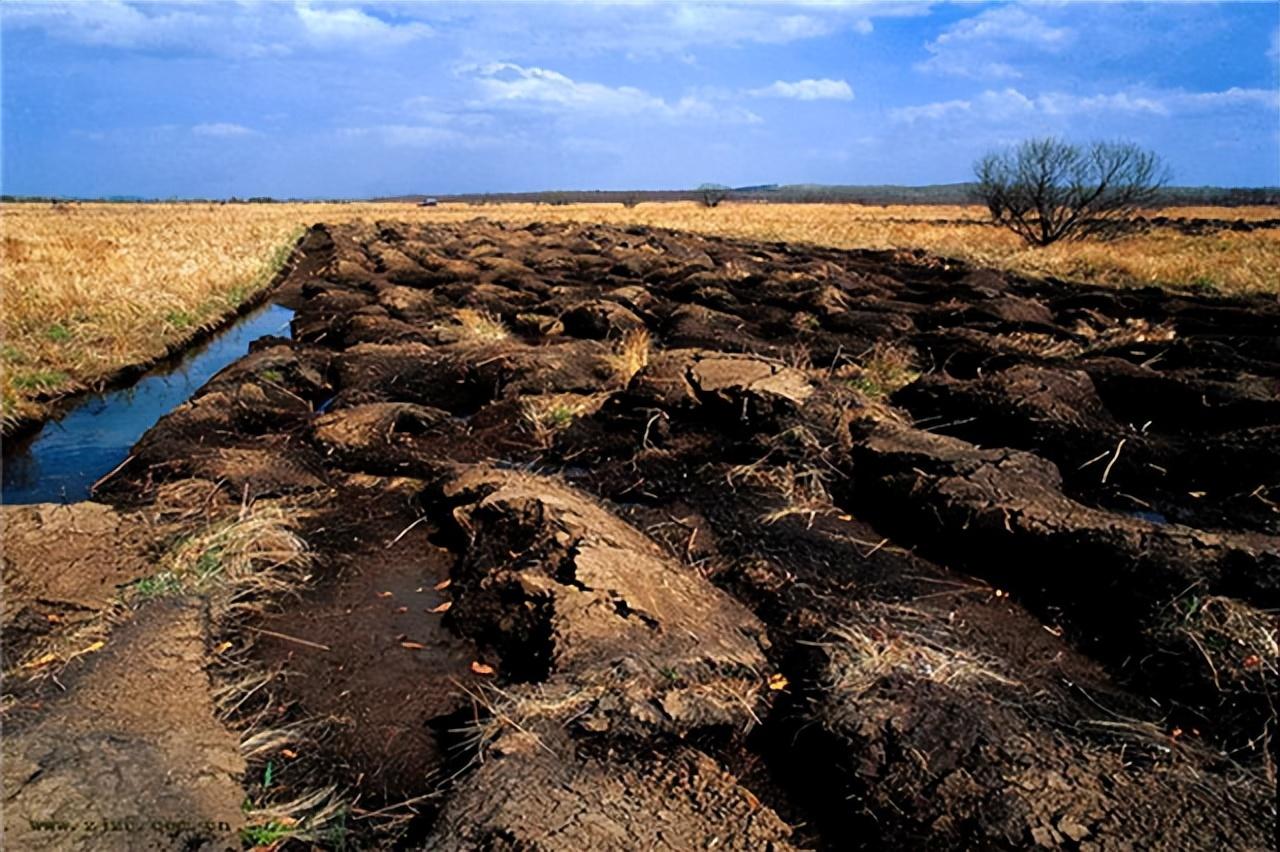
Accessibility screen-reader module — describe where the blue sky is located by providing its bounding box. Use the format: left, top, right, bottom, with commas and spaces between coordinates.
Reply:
3, 1, 1277, 198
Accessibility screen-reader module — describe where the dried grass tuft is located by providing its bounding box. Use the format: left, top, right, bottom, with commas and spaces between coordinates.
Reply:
127, 502, 311, 615
610, 326, 651, 383
823, 603, 1018, 699
454, 307, 509, 341
520, 393, 606, 446
1162, 594, 1278, 691
241, 786, 347, 847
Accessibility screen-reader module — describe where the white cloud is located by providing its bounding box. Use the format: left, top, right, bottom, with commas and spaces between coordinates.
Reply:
889, 97, 970, 124
918, 6, 1073, 80
4, 0, 429, 56
1035, 91, 1168, 117
464, 63, 761, 123
890, 89, 1036, 123
294, 2, 432, 47
192, 122, 256, 137
4, 1, 239, 53
579, 2, 919, 55
1171, 87, 1280, 111
469, 63, 666, 114
3, 1, 918, 60
749, 78, 853, 101
891, 86, 1280, 124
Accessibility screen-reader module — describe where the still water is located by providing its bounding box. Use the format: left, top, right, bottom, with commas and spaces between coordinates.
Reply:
2, 302, 294, 504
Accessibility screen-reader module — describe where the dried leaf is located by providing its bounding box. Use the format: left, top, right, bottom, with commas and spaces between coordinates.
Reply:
401, 641, 427, 650
281, 748, 298, 759
434, 578, 452, 591
470, 661, 495, 676
22, 652, 59, 670
767, 673, 789, 691
430, 601, 452, 614
395, 606, 408, 614
377, 591, 394, 598
214, 641, 233, 654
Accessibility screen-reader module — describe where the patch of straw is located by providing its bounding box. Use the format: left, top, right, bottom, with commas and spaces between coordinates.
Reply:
609, 326, 651, 383
454, 307, 509, 341
823, 603, 1018, 699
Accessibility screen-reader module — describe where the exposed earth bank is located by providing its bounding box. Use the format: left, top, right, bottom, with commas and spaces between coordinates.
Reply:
4, 220, 1277, 850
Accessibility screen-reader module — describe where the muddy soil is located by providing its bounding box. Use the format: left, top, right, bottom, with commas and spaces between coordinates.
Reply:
6, 220, 1278, 850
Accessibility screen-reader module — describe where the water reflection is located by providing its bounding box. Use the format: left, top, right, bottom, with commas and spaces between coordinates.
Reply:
2, 303, 294, 504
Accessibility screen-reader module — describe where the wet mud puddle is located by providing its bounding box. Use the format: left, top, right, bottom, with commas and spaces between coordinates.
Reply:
2, 302, 294, 504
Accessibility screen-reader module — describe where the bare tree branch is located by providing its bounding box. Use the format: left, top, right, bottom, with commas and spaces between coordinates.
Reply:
972, 138, 1170, 246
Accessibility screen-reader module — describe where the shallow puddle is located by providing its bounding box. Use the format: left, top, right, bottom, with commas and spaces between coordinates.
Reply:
2, 302, 294, 504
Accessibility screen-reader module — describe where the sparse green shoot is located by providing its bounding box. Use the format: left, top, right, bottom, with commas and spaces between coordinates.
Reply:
44, 323, 72, 343
165, 309, 196, 330
11, 369, 71, 392
842, 344, 919, 399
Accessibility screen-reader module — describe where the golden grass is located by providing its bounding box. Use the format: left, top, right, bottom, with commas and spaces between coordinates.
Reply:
131, 502, 311, 609
453, 306, 510, 342
4, 200, 1276, 427
521, 392, 608, 446
610, 326, 652, 383
0, 203, 306, 426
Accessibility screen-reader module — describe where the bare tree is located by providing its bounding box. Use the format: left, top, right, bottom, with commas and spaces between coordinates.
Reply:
974, 138, 1170, 246
697, 184, 730, 208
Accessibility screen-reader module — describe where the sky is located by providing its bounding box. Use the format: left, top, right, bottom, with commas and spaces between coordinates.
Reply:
2, 1, 1278, 198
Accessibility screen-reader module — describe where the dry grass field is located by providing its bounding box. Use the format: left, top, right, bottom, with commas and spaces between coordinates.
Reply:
2, 200, 1277, 428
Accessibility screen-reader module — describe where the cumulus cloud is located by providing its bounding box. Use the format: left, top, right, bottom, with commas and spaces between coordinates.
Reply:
464, 63, 761, 123
749, 78, 853, 101
192, 122, 256, 137
469, 63, 667, 114
294, 2, 432, 47
918, 6, 1073, 80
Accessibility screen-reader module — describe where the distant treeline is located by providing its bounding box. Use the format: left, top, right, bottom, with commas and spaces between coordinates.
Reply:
394, 184, 1280, 207
5, 185, 1278, 206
